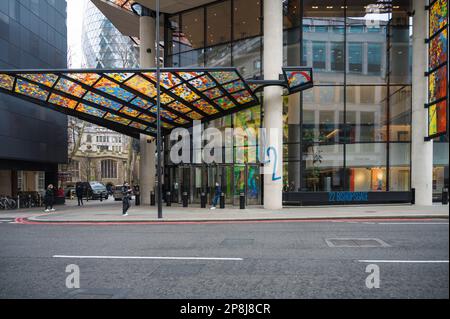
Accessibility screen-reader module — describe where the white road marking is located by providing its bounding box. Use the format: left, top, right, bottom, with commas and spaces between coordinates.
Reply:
53, 255, 243, 261
358, 260, 449, 264
377, 222, 449, 225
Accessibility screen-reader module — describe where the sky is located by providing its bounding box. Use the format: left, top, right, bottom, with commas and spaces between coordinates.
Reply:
67, 0, 86, 68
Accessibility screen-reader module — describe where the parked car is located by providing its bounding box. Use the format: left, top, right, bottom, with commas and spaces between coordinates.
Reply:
112, 185, 125, 201
81, 182, 109, 201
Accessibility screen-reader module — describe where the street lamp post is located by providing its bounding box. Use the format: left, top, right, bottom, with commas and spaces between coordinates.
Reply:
156, 0, 163, 219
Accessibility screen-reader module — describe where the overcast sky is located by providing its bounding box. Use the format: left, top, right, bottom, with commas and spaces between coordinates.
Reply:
67, 0, 86, 68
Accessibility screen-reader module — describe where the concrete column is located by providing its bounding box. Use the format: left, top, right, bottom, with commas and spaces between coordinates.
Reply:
411, 0, 433, 205
263, 0, 283, 210
139, 14, 156, 205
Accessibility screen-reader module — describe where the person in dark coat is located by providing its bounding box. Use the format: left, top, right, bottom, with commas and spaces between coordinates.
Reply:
122, 182, 132, 216
210, 182, 222, 210
75, 183, 84, 206
44, 184, 55, 212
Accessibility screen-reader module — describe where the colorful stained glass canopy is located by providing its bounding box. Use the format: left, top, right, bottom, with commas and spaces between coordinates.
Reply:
0, 67, 313, 137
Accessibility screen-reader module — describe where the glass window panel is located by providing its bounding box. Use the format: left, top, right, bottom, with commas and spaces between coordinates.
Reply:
233, 37, 262, 79
284, 0, 301, 28
131, 97, 153, 110
179, 49, 205, 67
429, 28, 448, 70
65, 73, 101, 86
209, 71, 239, 84
125, 75, 157, 98
303, 1, 345, 24
207, 1, 231, 46
181, 8, 204, 52
234, 0, 261, 40
138, 113, 156, 123
119, 106, 140, 117
389, 143, 410, 191
130, 122, 148, 131
346, 86, 387, 142
189, 75, 216, 91
186, 111, 204, 120
389, 86, 411, 141
214, 96, 236, 110
346, 0, 392, 27
104, 113, 131, 126
231, 90, 255, 105
143, 72, 182, 89
348, 42, 363, 73
347, 143, 387, 191
178, 72, 204, 81
390, 26, 412, 84
430, 0, 448, 36
203, 87, 224, 100
206, 44, 232, 67
76, 104, 105, 118
429, 65, 447, 103
105, 73, 134, 83
20, 74, 58, 87
0, 74, 15, 90
171, 84, 200, 103
192, 99, 219, 115
168, 100, 192, 114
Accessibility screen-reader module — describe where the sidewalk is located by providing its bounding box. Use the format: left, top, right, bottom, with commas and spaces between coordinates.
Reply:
12, 199, 449, 223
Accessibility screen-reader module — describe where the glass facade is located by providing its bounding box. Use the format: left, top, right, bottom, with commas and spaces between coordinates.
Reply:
82, 1, 139, 68
163, 0, 448, 204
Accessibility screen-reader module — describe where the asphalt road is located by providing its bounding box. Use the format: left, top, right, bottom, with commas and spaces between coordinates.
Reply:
0, 220, 448, 299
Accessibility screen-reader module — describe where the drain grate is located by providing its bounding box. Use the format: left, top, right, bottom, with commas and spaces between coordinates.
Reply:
325, 238, 390, 248
220, 239, 255, 247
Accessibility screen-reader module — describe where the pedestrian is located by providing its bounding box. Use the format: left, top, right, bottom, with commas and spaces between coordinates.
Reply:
44, 184, 55, 212
122, 182, 132, 216
76, 182, 84, 206
210, 182, 222, 210
133, 183, 140, 206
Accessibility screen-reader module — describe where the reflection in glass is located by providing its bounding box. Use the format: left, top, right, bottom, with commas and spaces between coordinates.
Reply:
207, 1, 231, 46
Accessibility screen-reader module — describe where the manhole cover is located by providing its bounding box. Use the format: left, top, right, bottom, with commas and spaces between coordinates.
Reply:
151, 264, 205, 277
325, 238, 390, 248
220, 239, 255, 246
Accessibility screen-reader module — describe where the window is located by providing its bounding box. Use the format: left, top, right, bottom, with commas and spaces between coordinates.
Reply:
86, 135, 92, 143
37, 172, 45, 190
367, 43, 382, 74
69, 160, 80, 180
312, 41, 326, 69
234, 0, 261, 40
331, 42, 344, 71
101, 160, 118, 179
207, 1, 231, 46
181, 8, 204, 51
348, 43, 363, 73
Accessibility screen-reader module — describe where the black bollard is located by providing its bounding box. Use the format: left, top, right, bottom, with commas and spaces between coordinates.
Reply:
135, 193, 140, 206
166, 192, 171, 207
182, 192, 188, 208
220, 193, 225, 209
442, 188, 449, 205
240, 193, 245, 209
200, 193, 207, 208
411, 188, 415, 205
150, 191, 156, 206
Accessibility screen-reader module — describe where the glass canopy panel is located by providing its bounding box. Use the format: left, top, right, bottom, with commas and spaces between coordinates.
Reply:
214, 96, 235, 110
168, 101, 192, 114
138, 113, 156, 123
20, 74, 58, 87
125, 75, 157, 98
203, 87, 224, 100
55, 78, 86, 98
223, 80, 246, 94
209, 71, 240, 84
131, 97, 153, 110
192, 99, 219, 115
129, 122, 148, 131
186, 111, 204, 120
285, 70, 312, 90
0, 74, 15, 90
84, 91, 122, 111
188, 75, 216, 91
175, 117, 189, 125
149, 107, 178, 121
160, 93, 175, 105
65, 73, 101, 86
15, 79, 49, 101
171, 84, 200, 102
64, 73, 100, 86
94, 77, 135, 101
162, 122, 175, 129
231, 90, 255, 104
177, 72, 204, 81
120, 106, 141, 117
77, 104, 106, 118
49, 93, 78, 109
104, 113, 131, 126
105, 73, 134, 83
144, 72, 182, 89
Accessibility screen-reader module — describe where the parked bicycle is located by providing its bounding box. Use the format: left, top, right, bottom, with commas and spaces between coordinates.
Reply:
0, 196, 17, 210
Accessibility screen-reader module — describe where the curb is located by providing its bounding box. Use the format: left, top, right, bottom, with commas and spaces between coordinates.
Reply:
17, 215, 449, 226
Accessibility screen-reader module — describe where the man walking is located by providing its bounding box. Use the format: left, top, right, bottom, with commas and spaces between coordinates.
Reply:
210, 182, 222, 210
44, 184, 55, 212
75, 182, 84, 207
122, 182, 132, 216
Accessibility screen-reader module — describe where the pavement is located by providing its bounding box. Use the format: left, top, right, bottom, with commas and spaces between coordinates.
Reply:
1, 198, 448, 224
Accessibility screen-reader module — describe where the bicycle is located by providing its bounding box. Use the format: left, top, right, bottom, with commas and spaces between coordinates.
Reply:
0, 196, 17, 210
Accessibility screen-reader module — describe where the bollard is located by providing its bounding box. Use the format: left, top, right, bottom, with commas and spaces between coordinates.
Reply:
166, 192, 172, 207
200, 193, 207, 208
220, 193, 225, 209
182, 192, 188, 208
442, 188, 449, 205
411, 188, 415, 205
240, 193, 245, 209
150, 191, 156, 206
135, 193, 140, 206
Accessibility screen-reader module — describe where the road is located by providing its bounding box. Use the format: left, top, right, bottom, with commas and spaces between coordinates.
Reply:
0, 220, 448, 299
